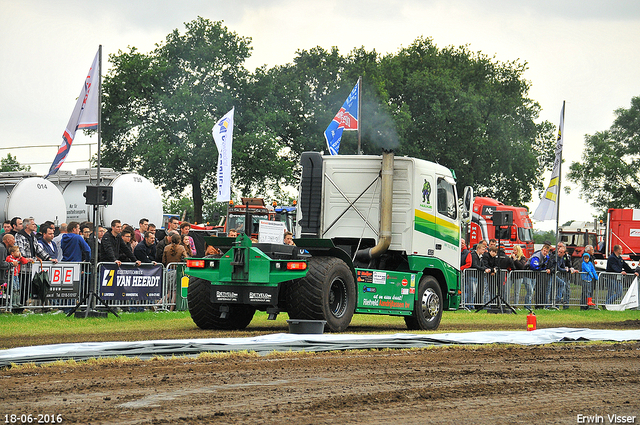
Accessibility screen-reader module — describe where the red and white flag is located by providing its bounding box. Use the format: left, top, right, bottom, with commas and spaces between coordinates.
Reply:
46, 49, 100, 178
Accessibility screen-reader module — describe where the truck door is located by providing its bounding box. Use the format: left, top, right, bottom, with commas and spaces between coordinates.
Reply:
435, 175, 460, 268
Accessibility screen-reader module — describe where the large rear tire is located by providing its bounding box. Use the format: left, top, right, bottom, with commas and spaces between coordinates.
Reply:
187, 277, 255, 330
404, 276, 443, 331
286, 257, 356, 332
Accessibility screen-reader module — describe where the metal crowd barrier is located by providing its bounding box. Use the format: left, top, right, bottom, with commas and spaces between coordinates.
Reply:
0, 261, 190, 314
0, 261, 93, 313
461, 269, 640, 310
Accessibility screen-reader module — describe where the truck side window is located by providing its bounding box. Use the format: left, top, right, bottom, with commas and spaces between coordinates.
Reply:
437, 177, 457, 220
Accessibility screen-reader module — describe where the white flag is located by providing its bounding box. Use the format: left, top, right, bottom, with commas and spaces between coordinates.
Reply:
533, 102, 565, 221
212, 107, 234, 202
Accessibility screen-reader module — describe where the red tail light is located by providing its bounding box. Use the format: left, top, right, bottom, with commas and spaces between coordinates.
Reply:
287, 262, 307, 270
187, 259, 205, 268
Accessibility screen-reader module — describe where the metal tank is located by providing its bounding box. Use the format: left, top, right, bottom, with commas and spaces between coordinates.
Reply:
0, 173, 67, 225
50, 168, 119, 223
102, 173, 163, 227
51, 169, 163, 227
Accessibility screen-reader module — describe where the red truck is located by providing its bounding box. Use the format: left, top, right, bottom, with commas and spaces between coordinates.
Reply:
599, 209, 640, 269
467, 196, 534, 257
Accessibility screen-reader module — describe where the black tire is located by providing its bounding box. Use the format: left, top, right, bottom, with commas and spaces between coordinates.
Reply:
187, 277, 255, 330
404, 276, 443, 331
286, 257, 356, 332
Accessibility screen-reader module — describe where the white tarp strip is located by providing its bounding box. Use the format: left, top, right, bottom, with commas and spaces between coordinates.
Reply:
1, 327, 639, 367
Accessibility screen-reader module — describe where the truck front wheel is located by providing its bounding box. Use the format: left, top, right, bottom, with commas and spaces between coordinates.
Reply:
286, 257, 355, 332
404, 276, 443, 331
187, 277, 255, 330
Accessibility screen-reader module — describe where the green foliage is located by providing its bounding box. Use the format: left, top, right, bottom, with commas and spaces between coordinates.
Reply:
102, 20, 555, 218
568, 96, 640, 213
261, 38, 555, 205
533, 229, 556, 244
379, 38, 556, 204
102, 17, 294, 222
0, 153, 30, 172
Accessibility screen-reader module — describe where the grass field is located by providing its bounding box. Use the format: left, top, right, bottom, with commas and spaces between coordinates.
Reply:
0, 308, 638, 350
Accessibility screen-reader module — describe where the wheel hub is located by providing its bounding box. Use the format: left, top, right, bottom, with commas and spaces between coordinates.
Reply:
421, 288, 440, 322
329, 278, 347, 318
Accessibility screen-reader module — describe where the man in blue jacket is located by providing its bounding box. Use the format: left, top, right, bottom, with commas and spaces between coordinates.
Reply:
526, 243, 550, 309
61, 222, 92, 262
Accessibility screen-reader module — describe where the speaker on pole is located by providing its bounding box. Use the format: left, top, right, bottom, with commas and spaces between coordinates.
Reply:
492, 211, 513, 227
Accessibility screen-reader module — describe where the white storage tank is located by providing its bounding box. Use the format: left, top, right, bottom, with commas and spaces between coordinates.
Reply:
51, 169, 163, 227
50, 168, 119, 222
0, 174, 67, 225
102, 173, 163, 227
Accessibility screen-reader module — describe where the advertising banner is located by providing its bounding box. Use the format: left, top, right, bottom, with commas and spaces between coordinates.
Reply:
99, 264, 162, 302
32, 262, 81, 300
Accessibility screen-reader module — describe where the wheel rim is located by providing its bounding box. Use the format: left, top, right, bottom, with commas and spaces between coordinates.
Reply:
421, 288, 440, 322
329, 277, 348, 318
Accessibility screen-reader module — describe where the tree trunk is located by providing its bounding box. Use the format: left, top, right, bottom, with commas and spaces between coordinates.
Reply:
192, 174, 204, 223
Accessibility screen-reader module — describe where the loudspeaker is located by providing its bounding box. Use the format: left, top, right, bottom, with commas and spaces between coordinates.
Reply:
84, 185, 113, 206
492, 210, 513, 227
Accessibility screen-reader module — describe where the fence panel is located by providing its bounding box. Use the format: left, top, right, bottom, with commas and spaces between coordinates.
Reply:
0, 262, 93, 313
596, 272, 636, 308
166, 262, 188, 311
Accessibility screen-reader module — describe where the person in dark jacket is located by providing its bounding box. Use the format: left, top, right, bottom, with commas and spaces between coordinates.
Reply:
100, 220, 140, 266
545, 242, 573, 309
134, 231, 157, 263
604, 245, 634, 304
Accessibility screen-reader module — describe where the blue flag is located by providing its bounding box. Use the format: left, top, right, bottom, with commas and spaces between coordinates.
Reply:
324, 81, 359, 155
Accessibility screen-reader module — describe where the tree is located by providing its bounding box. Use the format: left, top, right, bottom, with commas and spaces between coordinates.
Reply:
379, 37, 556, 206
102, 17, 294, 222
533, 229, 556, 244
262, 38, 555, 206
568, 96, 640, 212
0, 153, 31, 172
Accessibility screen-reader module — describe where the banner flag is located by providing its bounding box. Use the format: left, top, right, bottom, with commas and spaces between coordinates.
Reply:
324, 81, 359, 155
46, 50, 100, 178
533, 102, 565, 221
99, 263, 163, 302
212, 107, 235, 202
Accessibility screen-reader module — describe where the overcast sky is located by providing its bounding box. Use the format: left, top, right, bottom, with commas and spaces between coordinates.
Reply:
2, 0, 640, 230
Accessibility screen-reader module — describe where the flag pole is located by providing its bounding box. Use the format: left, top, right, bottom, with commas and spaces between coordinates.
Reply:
554, 101, 565, 246
552, 101, 565, 308
357, 75, 362, 155
92, 45, 102, 312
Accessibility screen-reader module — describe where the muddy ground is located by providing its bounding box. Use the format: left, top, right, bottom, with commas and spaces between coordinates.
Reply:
1, 339, 639, 424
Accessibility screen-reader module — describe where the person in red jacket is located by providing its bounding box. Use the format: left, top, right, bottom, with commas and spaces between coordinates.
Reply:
6, 245, 32, 308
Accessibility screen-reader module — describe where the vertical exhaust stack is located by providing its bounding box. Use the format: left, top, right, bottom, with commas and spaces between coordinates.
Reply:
356, 149, 394, 261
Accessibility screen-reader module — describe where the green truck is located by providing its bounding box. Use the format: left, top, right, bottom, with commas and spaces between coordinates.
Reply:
185, 150, 471, 331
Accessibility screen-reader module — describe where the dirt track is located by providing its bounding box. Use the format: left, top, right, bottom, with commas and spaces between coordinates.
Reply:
1, 342, 639, 424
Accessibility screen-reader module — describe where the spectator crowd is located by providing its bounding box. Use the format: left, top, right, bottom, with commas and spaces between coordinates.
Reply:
460, 238, 639, 310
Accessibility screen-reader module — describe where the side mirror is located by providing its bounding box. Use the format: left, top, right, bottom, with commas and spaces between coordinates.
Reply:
462, 186, 474, 223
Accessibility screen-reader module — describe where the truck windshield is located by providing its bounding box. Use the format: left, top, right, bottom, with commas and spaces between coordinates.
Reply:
560, 233, 598, 247
518, 228, 534, 242
228, 213, 269, 235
